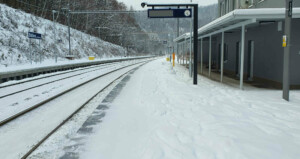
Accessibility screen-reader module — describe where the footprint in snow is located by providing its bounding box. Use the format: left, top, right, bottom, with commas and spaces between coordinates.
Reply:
10, 102, 19, 106
25, 97, 32, 101
42, 91, 49, 94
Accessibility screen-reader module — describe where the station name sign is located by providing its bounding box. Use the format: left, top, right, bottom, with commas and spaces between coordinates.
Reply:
148, 9, 192, 18
28, 32, 42, 39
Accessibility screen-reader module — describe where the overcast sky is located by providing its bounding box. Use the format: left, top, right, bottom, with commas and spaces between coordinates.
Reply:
118, 0, 218, 10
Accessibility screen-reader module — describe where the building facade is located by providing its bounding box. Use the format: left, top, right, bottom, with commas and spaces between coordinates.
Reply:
176, 1, 300, 89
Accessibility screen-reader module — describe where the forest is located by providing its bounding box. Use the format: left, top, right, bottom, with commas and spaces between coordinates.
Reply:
0, 0, 160, 53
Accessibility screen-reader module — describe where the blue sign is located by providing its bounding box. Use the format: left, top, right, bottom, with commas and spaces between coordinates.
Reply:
28, 32, 42, 39
148, 9, 192, 18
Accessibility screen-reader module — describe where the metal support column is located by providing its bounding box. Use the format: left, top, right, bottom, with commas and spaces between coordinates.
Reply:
221, 32, 224, 82
209, 35, 212, 77
177, 18, 179, 63
52, 10, 57, 63
190, 0, 193, 71
193, 5, 198, 85
183, 39, 188, 64
67, 7, 71, 56
201, 38, 203, 74
29, 39, 32, 64
283, 0, 293, 101
240, 25, 246, 89
39, 40, 41, 63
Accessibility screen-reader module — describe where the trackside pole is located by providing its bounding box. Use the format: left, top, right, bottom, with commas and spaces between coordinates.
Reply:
39, 40, 41, 63
29, 39, 32, 64
68, 9, 71, 56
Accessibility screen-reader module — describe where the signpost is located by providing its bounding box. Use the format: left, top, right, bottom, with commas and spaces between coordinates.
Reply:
142, 3, 198, 85
148, 9, 192, 18
28, 32, 42, 64
28, 32, 42, 39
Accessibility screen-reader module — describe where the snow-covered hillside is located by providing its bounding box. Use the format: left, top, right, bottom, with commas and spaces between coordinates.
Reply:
0, 4, 126, 67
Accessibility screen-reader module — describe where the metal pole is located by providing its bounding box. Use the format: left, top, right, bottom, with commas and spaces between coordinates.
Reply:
185, 38, 187, 65
209, 35, 212, 77
177, 18, 179, 63
240, 25, 246, 90
53, 10, 57, 63
39, 40, 41, 63
189, 15, 193, 77
99, 28, 101, 38
29, 39, 32, 64
190, 0, 193, 76
283, 0, 293, 101
193, 4, 198, 85
221, 31, 224, 82
33, 40, 36, 63
201, 38, 203, 74
67, 7, 71, 56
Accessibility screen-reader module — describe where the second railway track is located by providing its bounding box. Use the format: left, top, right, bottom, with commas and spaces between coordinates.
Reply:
0, 61, 124, 99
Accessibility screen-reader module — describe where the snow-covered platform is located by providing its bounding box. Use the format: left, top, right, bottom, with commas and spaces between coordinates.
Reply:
0, 56, 150, 84
34, 58, 300, 159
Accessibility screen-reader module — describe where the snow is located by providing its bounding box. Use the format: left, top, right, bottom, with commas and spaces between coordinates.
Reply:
0, 4, 128, 67
0, 59, 148, 122
0, 61, 145, 159
28, 74, 127, 158
80, 58, 300, 159
0, 56, 149, 73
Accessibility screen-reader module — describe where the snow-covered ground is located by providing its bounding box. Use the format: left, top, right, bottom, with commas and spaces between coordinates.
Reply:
0, 61, 146, 159
0, 4, 127, 67
0, 59, 142, 121
77, 58, 300, 159
0, 56, 149, 73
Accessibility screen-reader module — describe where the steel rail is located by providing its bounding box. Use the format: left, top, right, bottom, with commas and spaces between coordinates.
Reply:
21, 60, 150, 159
0, 59, 127, 89
0, 59, 150, 128
0, 62, 120, 99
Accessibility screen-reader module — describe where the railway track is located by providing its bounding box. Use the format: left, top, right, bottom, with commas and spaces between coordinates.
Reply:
0, 61, 122, 99
0, 58, 152, 159
0, 61, 117, 89
0, 59, 149, 127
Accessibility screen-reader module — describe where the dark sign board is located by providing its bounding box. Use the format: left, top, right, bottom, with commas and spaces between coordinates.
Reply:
28, 32, 42, 39
288, 1, 293, 17
148, 9, 192, 18
163, 41, 168, 44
